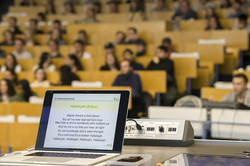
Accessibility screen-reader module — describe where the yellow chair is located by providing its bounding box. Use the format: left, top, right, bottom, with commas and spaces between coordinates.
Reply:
201, 87, 233, 101
17, 72, 34, 83
17, 59, 35, 71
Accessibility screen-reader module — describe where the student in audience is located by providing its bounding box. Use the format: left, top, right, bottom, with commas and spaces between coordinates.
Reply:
0, 30, 15, 46
12, 38, 32, 59
48, 40, 62, 58
147, 45, 177, 106
32, 52, 56, 72
63, 2, 76, 14
205, 16, 223, 30
0, 47, 5, 58
112, 59, 145, 118
80, 7, 99, 23
73, 40, 91, 59
93, 2, 102, 13
50, 29, 67, 45
1, 54, 22, 73
124, 27, 144, 44
104, 42, 115, 55
228, 0, 247, 19
8, 17, 22, 34
0, 79, 16, 102
24, 29, 40, 47
13, 79, 37, 102
45, 2, 56, 14
107, 0, 120, 13
205, 6, 218, 19
113, 31, 126, 45
162, 37, 175, 57
233, 14, 249, 30
30, 68, 50, 88
4, 69, 18, 85
136, 39, 147, 57
222, 74, 250, 107
129, 0, 141, 12
29, 18, 43, 34
58, 65, 80, 85
194, 0, 215, 11
65, 0, 78, 5
220, 0, 232, 8
37, 12, 46, 23
151, 0, 168, 12
19, 0, 35, 6
240, 0, 250, 7
83, 0, 99, 5
100, 53, 120, 71
49, 20, 66, 34
123, 48, 144, 70
65, 54, 83, 72
77, 30, 90, 45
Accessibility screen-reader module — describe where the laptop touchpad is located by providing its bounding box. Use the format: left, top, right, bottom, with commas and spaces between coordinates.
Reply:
23, 157, 73, 163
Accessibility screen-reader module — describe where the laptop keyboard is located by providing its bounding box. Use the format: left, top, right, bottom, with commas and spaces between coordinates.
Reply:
26, 152, 105, 159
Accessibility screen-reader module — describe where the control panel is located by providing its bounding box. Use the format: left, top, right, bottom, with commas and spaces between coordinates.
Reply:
124, 119, 194, 147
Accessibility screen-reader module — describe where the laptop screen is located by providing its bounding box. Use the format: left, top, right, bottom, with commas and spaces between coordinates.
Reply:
35, 90, 129, 153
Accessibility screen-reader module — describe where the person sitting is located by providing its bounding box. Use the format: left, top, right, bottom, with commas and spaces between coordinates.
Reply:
19, 0, 35, 6
147, 45, 177, 106
73, 40, 91, 59
13, 79, 37, 102
0, 30, 15, 46
107, 0, 120, 13
0, 79, 16, 102
104, 42, 115, 55
77, 30, 90, 45
0, 47, 5, 58
29, 18, 43, 34
93, 1, 102, 13
112, 59, 145, 118
129, 0, 141, 12
1, 53, 22, 73
49, 20, 66, 34
162, 37, 175, 57
32, 52, 56, 72
233, 14, 249, 30
64, 54, 83, 72
113, 31, 126, 45
63, 2, 76, 14
100, 53, 120, 71
37, 12, 46, 24
58, 65, 80, 85
222, 74, 250, 107
123, 48, 144, 70
48, 40, 62, 58
136, 39, 147, 57
220, 0, 231, 8
79, 7, 99, 23
8, 17, 22, 34
3, 69, 18, 85
45, 2, 56, 15
151, 0, 168, 12
124, 27, 144, 44
23, 29, 40, 47
194, 0, 215, 11
205, 6, 218, 19
30, 68, 50, 88
205, 16, 223, 30
228, 0, 248, 19
50, 29, 67, 45
12, 38, 32, 59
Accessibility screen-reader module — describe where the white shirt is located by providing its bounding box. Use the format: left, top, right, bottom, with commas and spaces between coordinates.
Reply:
30, 80, 50, 88
12, 51, 32, 59
1, 65, 22, 73
82, 52, 92, 59
32, 64, 56, 72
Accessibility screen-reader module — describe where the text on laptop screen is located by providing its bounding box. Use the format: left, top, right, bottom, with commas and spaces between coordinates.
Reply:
43, 93, 121, 150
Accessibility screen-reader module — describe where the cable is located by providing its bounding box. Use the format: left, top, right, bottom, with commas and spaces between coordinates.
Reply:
126, 119, 142, 130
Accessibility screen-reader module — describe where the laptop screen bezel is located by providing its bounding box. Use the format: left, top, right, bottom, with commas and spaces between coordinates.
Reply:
35, 90, 130, 153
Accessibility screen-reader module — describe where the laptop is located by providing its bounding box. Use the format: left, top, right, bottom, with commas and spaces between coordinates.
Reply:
0, 90, 130, 166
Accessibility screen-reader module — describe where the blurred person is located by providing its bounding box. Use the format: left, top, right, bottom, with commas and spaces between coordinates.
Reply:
0, 79, 16, 102
19, 0, 35, 6
233, 14, 249, 30
48, 40, 62, 58
32, 52, 56, 72
240, 0, 250, 7
162, 37, 175, 57
12, 38, 32, 59
205, 16, 223, 30
0, 30, 15, 46
107, 0, 120, 13
136, 39, 147, 57
222, 74, 250, 106
8, 17, 22, 34
194, 0, 215, 11
123, 48, 144, 70
129, 0, 140, 12
83, 0, 99, 5
79, 7, 99, 23
64, 54, 83, 72
151, 0, 168, 12
228, 0, 247, 18
124, 27, 144, 44
45, 2, 56, 14
220, 0, 232, 8
50, 29, 67, 45
49, 20, 66, 34
58, 65, 80, 85
113, 31, 125, 45
37, 12, 46, 23
0, 47, 5, 58
112, 59, 145, 118
23, 29, 39, 47
104, 42, 115, 55
30, 68, 50, 88
65, 0, 78, 5
93, 2, 102, 13
172, 1, 197, 24
29, 18, 43, 34
13, 79, 37, 102
63, 2, 76, 14
4, 69, 18, 85
77, 30, 90, 45
73, 40, 91, 59
205, 6, 218, 19
1, 54, 22, 73
147, 45, 177, 106
100, 53, 120, 71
